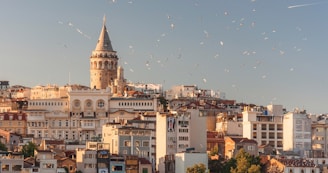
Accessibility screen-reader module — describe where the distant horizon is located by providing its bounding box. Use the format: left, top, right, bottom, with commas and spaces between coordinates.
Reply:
1, 1, 327, 114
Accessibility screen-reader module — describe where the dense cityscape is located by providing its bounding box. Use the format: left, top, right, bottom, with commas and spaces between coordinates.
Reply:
1, 17, 327, 173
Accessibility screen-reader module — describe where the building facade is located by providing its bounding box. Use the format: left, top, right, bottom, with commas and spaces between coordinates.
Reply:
283, 110, 312, 157
156, 109, 207, 173
242, 105, 284, 151
311, 121, 328, 158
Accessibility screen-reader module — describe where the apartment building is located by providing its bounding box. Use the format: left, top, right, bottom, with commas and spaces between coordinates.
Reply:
0, 151, 24, 173
76, 142, 110, 173
0, 112, 27, 135
311, 118, 328, 158
283, 110, 312, 157
102, 124, 153, 163
156, 109, 207, 173
243, 105, 284, 151
34, 150, 58, 173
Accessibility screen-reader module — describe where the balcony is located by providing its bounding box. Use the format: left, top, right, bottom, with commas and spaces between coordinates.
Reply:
78, 125, 96, 130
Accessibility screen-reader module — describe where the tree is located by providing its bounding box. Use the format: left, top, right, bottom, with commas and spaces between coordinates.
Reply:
0, 141, 8, 151
208, 158, 224, 173
158, 96, 169, 112
186, 163, 207, 173
231, 155, 249, 173
222, 158, 237, 173
209, 145, 219, 156
63, 167, 69, 173
223, 148, 262, 173
21, 142, 37, 158
248, 164, 261, 173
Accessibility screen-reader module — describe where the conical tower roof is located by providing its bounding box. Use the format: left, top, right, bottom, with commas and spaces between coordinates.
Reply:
95, 16, 114, 52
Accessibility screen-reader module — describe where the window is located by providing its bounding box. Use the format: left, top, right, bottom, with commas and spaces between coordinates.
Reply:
143, 141, 149, 147
12, 165, 22, 171
124, 141, 131, 147
74, 100, 80, 107
248, 145, 255, 151
112, 165, 123, 171
123, 150, 127, 154
85, 100, 92, 108
98, 100, 105, 108
142, 168, 148, 173
2, 164, 9, 171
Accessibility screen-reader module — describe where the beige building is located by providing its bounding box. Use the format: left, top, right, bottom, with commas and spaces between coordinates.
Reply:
312, 120, 328, 158
0, 151, 24, 173
76, 142, 110, 173
242, 105, 284, 150
34, 150, 58, 173
102, 123, 153, 160
26, 87, 111, 143
0, 112, 27, 135
224, 136, 258, 159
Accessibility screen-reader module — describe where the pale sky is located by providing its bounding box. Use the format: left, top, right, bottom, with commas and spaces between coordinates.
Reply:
1, 0, 328, 114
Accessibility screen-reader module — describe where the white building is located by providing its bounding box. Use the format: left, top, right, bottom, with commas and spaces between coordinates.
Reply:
283, 109, 312, 157
175, 152, 208, 173
156, 109, 207, 173
109, 97, 158, 113
243, 105, 284, 151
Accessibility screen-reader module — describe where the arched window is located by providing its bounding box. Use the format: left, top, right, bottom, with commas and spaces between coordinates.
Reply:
85, 100, 92, 108
104, 61, 109, 69
99, 61, 102, 69
94, 61, 97, 68
110, 61, 113, 70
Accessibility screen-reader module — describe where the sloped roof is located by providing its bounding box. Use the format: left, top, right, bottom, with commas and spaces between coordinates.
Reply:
95, 16, 114, 52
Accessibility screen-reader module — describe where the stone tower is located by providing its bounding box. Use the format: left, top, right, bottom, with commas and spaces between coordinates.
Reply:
90, 16, 118, 89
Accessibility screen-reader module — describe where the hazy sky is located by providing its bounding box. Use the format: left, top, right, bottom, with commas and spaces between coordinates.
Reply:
1, 0, 328, 114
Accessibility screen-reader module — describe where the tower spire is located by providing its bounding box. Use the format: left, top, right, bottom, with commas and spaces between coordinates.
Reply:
95, 15, 114, 52
103, 15, 106, 26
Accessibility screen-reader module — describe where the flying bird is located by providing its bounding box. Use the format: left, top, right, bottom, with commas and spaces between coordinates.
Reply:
288, 2, 324, 9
